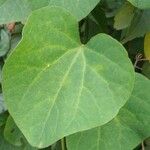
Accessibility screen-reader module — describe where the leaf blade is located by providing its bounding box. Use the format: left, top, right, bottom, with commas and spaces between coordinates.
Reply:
0, 0, 100, 24
67, 73, 150, 150
2, 7, 135, 148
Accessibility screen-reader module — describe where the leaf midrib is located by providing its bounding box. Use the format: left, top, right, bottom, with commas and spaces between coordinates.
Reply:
37, 47, 84, 147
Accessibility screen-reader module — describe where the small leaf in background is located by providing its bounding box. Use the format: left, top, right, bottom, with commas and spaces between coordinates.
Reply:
0, 126, 21, 150
3, 7, 134, 148
104, 0, 125, 18
0, 125, 36, 150
142, 62, 150, 79
4, 116, 24, 146
0, 29, 10, 57
121, 10, 150, 43
3, 116, 37, 149
114, 2, 135, 30
67, 73, 150, 150
144, 33, 150, 60
128, 0, 150, 9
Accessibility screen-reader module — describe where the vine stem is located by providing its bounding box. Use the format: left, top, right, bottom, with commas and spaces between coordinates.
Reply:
134, 53, 150, 70
142, 141, 145, 150
61, 138, 65, 150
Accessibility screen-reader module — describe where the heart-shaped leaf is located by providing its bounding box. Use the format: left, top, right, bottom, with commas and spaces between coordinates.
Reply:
67, 73, 150, 150
2, 7, 134, 148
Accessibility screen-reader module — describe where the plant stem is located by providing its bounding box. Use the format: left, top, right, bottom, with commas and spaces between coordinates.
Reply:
61, 138, 65, 150
142, 141, 145, 150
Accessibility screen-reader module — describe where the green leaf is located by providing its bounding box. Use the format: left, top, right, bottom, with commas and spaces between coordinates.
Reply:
0, 126, 22, 150
104, 0, 125, 19
0, 0, 6, 5
0, 0, 100, 24
2, 7, 134, 148
4, 116, 24, 146
67, 73, 150, 150
121, 10, 150, 43
105, 0, 124, 9
0, 126, 36, 150
4, 116, 37, 150
128, 0, 150, 9
0, 0, 30, 24
114, 2, 135, 30
0, 29, 10, 56
48, 0, 100, 21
